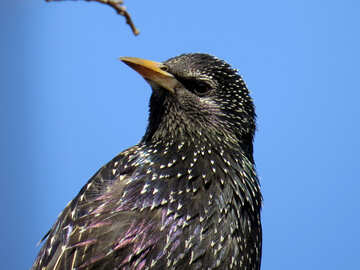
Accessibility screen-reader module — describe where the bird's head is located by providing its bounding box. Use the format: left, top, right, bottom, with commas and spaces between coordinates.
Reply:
121, 53, 256, 156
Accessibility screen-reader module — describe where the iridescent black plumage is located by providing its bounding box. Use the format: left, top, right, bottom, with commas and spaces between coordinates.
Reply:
32, 53, 262, 270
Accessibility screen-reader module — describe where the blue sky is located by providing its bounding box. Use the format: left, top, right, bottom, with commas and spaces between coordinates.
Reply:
2, 1, 359, 269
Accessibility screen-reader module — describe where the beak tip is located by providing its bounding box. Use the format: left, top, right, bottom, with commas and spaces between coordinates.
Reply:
119, 57, 128, 63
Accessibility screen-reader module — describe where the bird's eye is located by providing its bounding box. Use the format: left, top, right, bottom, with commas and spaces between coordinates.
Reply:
193, 81, 212, 96
180, 78, 212, 96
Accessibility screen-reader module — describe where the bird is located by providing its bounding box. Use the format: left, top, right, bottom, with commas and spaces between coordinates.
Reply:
32, 53, 262, 270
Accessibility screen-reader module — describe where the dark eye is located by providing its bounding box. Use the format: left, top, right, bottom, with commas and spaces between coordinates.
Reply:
194, 81, 212, 95
160, 65, 169, 72
180, 78, 212, 96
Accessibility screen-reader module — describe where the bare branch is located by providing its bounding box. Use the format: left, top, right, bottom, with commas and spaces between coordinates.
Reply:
46, 0, 140, 36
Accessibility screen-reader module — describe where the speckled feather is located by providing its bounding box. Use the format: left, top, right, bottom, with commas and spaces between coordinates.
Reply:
32, 53, 262, 270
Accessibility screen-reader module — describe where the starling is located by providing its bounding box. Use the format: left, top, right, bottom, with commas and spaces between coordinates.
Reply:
32, 53, 262, 270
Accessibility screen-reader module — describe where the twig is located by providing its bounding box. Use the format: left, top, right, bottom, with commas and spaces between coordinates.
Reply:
46, 0, 140, 36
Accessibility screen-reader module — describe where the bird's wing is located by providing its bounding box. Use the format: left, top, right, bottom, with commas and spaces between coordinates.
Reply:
32, 144, 253, 270
31, 146, 168, 270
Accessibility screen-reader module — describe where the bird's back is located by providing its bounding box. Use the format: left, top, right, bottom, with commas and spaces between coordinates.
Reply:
32, 140, 261, 270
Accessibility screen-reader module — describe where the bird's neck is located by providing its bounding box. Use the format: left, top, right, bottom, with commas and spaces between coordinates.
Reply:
142, 117, 254, 165
141, 126, 253, 173
142, 91, 255, 162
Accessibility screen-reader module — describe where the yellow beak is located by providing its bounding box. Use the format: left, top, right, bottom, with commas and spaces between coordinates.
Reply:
120, 57, 178, 93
